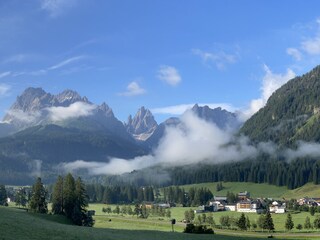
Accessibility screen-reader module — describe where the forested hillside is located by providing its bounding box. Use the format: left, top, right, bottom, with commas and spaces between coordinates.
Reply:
241, 65, 320, 146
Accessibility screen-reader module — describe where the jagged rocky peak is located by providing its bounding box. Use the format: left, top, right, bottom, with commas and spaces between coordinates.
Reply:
126, 106, 158, 141
54, 89, 88, 106
191, 104, 240, 130
9, 87, 52, 112
98, 102, 114, 117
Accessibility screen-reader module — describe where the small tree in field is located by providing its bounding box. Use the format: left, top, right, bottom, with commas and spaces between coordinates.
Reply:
246, 216, 251, 230
314, 215, 320, 229
264, 211, 275, 232
296, 224, 303, 231
285, 213, 294, 231
237, 213, 247, 230
304, 216, 312, 230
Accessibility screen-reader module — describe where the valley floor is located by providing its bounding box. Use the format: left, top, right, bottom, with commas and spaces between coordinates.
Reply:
2, 206, 320, 240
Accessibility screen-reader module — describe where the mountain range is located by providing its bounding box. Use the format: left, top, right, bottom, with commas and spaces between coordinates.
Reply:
0, 87, 240, 184
3, 65, 320, 185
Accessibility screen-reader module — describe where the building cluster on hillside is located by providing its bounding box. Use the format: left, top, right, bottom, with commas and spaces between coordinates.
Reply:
297, 197, 320, 207
195, 191, 286, 214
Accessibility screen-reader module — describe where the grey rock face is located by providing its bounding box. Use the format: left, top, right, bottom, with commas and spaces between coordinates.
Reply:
125, 107, 158, 141
2, 88, 130, 139
191, 104, 240, 130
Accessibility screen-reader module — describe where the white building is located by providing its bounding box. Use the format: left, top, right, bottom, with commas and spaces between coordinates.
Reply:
225, 205, 236, 211
269, 202, 286, 214
236, 200, 263, 213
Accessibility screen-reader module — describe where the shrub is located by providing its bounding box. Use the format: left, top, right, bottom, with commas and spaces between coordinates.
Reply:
184, 223, 214, 234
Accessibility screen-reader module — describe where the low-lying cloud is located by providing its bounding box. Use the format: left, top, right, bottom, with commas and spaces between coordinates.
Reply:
284, 141, 320, 161
6, 109, 42, 124
46, 102, 96, 121
60, 111, 277, 175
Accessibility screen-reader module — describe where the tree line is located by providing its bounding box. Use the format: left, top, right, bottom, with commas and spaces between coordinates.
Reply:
169, 157, 320, 189
102, 204, 171, 219
86, 184, 155, 204
163, 186, 213, 206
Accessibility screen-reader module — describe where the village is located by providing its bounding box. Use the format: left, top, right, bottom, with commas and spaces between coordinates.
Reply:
193, 191, 320, 215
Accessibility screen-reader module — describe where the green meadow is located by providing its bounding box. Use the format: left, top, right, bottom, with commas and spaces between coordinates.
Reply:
0, 206, 258, 240
3, 205, 320, 240
177, 182, 320, 199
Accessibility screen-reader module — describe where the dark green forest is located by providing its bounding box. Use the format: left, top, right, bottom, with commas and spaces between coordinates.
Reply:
241, 65, 320, 146
168, 157, 320, 189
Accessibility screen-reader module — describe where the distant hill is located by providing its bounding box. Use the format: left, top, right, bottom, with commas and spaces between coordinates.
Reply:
240, 65, 320, 146
0, 124, 146, 185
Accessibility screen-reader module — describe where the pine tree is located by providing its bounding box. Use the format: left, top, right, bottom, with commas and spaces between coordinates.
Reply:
257, 214, 266, 230
29, 177, 48, 213
264, 211, 275, 232
296, 223, 303, 231
285, 213, 294, 231
314, 215, 320, 229
63, 173, 76, 219
246, 216, 251, 230
304, 216, 312, 229
73, 177, 89, 225
52, 176, 64, 214
0, 184, 7, 206
310, 206, 316, 216
237, 213, 247, 230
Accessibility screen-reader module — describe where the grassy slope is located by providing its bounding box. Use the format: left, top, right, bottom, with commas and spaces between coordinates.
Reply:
179, 182, 288, 198
177, 182, 320, 199
0, 206, 259, 240
282, 183, 320, 199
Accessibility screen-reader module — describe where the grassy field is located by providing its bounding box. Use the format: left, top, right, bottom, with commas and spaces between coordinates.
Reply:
3, 205, 320, 239
0, 206, 264, 240
89, 203, 320, 232
177, 182, 320, 199
4, 181, 320, 240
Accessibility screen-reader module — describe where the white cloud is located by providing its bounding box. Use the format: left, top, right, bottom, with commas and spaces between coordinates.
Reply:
0, 71, 11, 79
7, 56, 85, 78
284, 141, 320, 161
61, 157, 153, 175
48, 56, 85, 70
157, 65, 181, 86
286, 48, 302, 61
152, 103, 236, 115
240, 65, 296, 120
46, 102, 96, 121
41, 0, 78, 17
0, 83, 11, 96
5, 109, 41, 124
61, 111, 263, 175
301, 37, 320, 55
119, 81, 146, 97
192, 48, 238, 70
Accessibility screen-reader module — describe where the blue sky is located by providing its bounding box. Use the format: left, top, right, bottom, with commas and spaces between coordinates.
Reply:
1, 0, 320, 122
